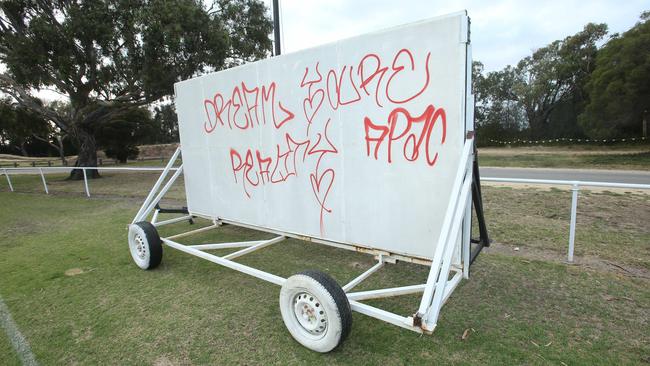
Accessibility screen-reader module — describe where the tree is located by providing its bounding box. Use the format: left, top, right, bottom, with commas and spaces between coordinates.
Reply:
152, 104, 179, 143
0, 0, 272, 179
579, 12, 650, 139
96, 107, 156, 163
0, 98, 50, 156
473, 62, 527, 145
514, 23, 608, 138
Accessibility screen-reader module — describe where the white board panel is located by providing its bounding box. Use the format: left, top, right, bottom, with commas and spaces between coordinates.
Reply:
174, 12, 470, 259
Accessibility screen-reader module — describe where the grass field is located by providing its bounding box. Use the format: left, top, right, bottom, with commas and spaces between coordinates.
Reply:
478, 149, 650, 170
0, 174, 648, 364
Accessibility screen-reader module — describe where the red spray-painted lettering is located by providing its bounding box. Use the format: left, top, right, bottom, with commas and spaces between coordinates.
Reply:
364, 104, 446, 166
204, 82, 294, 133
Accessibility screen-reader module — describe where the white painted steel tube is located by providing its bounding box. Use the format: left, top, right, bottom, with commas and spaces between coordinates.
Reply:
441, 270, 463, 305
462, 186, 472, 279
165, 224, 219, 241
568, 183, 579, 262
424, 177, 473, 329
346, 284, 426, 301
133, 147, 182, 223
342, 260, 384, 292
82, 168, 90, 197
153, 215, 192, 227
482, 177, 650, 190
223, 236, 286, 260
161, 238, 286, 286
189, 241, 265, 250
348, 300, 422, 333
2, 169, 13, 191
136, 165, 183, 223
3, 166, 179, 172
38, 168, 48, 194
417, 140, 473, 316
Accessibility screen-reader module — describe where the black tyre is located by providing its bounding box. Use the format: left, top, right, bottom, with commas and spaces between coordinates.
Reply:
279, 270, 352, 352
127, 221, 163, 270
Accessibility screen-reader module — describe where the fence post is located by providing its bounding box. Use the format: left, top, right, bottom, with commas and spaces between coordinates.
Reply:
39, 168, 49, 194
568, 183, 579, 262
82, 168, 90, 197
3, 169, 13, 192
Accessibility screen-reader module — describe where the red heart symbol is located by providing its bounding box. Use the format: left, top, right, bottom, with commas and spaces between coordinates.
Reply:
303, 89, 324, 123
309, 169, 334, 212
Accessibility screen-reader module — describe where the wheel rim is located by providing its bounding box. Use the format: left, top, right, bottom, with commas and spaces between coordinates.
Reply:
128, 225, 150, 268
293, 291, 327, 337
133, 233, 147, 260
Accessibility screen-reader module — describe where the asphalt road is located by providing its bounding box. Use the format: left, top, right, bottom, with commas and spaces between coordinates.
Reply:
480, 167, 650, 185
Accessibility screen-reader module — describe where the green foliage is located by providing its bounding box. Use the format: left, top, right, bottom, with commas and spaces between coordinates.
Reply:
474, 24, 609, 144
95, 107, 156, 163
0, 98, 50, 155
473, 62, 526, 144
0, 0, 272, 168
579, 13, 650, 139
151, 104, 179, 143
514, 23, 607, 138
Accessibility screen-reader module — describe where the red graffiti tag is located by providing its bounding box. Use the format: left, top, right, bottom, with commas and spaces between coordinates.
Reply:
364, 104, 446, 166
204, 81, 294, 133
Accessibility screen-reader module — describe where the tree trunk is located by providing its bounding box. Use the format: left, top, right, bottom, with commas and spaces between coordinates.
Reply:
68, 127, 100, 180
56, 135, 67, 165
20, 141, 28, 157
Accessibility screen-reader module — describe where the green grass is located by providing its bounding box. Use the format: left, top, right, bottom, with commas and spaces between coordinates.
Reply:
480, 187, 650, 270
479, 151, 650, 169
0, 191, 648, 364
2, 171, 186, 201
0, 331, 20, 366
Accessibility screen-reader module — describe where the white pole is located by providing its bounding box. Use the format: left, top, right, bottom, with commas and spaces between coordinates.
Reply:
82, 169, 90, 197
133, 147, 182, 223
568, 183, 579, 262
3, 169, 13, 192
39, 168, 49, 194
462, 188, 472, 279
136, 165, 184, 223
417, 140, 473, 316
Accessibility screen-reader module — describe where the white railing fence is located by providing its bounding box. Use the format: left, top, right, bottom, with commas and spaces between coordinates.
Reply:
1, 167, 648, 263
481, 178, 650, 262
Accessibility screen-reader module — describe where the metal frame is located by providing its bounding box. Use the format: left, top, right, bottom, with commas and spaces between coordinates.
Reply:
129, 131, 477, 334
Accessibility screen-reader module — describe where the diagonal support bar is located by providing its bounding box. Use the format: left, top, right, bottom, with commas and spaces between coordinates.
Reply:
346, 284, 426, 301
223, 236, 286, 260
423, 176, 473, 330
135, 165, 184, 223
342, 257, 384, 292
189, 240, 266, 251
417, 140, 473, 318
162, 238, 286, 286
133, 147, 182, 224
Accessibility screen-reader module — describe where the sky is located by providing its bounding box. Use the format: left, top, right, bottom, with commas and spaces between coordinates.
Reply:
264, 0, 648, 71
29, 0, 649, 102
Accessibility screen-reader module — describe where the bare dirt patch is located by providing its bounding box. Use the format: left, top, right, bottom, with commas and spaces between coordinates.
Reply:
64, 268, 85, 276
484, 242, 650, 279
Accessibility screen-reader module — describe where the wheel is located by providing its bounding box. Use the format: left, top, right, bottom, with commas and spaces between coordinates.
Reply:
279, 270, 352, 352
128, 221, 163, 270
